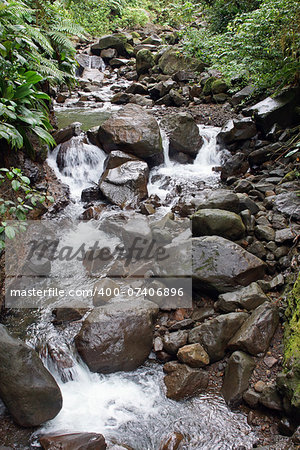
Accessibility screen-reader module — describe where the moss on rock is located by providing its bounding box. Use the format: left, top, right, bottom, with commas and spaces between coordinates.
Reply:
277, 271, 300, 416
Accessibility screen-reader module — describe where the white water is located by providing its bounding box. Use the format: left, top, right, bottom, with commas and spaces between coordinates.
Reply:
148, 124, 221, 202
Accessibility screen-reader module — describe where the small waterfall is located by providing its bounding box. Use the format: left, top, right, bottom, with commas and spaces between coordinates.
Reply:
48, 136, 107, 201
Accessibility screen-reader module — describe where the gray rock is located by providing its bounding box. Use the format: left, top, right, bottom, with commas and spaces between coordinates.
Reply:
160, 112, 203, 158
217, 118, 257, 145
126, 82, 148, 95
248, 143, 281, 166
243, 388, 261, 408
75, 299, 158, 373
260, 384, 283, 411
247, 240, 267, 259
275, 228, 297, 243
188, 312, 248, 362
192, 208, 245, 240
271, 192, 300, 220
100, 48, 117, 60
111, 92, 133, 104
255, 225, 275, 241
163, 331, 188, 355
237, 193, 260, 214
221, 153, 249, 181
97, 104, 163, 163
148, 79, 177, 100
163, 361, 209, 400
231, 85, 256, 106
216, 282, 269, 312
243, 87, 300, 134
221, 351, 255, 407
194, 189, 240, 213
91, 33, 128, 56
192, 236, 266, 294
228, 302, 279, 355
99, 160, 148, 208
0, 325, 62, 427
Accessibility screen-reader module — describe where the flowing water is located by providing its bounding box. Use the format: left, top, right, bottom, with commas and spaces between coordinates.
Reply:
5, 59, 258, 449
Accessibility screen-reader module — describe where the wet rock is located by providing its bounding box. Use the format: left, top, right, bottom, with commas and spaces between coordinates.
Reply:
80, 204, 106, 220
100, 48, 117, 60
243, 388, 261, 408
192, 208, 245, 240
243, 87, 300, 134
221, 351, 255, 407
191, 307, 215, 322
160, 112, 203, 158
91, 33, 128, 56
177, 343, 210, 368
53, 122, 82, 145
103, 150, 139, 170
169, 319, 194, 331
231, 85, 256, 106
111, 92, 133, 104
0, 325, 62, 427
39, 433, 107, 450
130, 94, 153, 107
247, 241, 267, 260
188, 312, 248, 362
260, 384, 283, 411
163, 331, 188, 355
278, 417, 296, 436
158, 47, 205, 75
217, 118, 257, 146
272, 192, 300, 221
194, 189, 240, 213
99, 159, 148, 208
173, 70, 196, 82
97, 104, 163, 163
52, 308, 85, 325
275, 228, 297, 243
216, 282, 269, 312
240, 210, 255, 233
75, 299, 158, 373
159, 432, 184, 450
228, 302, 279, 355
148, 80, 177, 100
237, 193, 260, 215
221, 153, 249, 181
248, 143, 281, 166
163, 361, 209, 400
81, 186, 103, 202
126, 82, 148, 95
192, 236, 266, 294
255, 225, 275, 241
142, 34, 162, 46
109, 58, 129, 68
169, 89, 185, 106
136, 49, 155, 75
56, 93, 67, 103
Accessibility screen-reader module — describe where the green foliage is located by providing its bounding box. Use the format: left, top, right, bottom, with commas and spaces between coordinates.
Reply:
205, 0, 261, 33
0, 167, 54, 249
155, 0, 199, 28
182, 0, 300, 90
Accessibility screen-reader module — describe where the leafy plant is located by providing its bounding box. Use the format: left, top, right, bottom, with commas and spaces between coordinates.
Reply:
0, 167, 54, 249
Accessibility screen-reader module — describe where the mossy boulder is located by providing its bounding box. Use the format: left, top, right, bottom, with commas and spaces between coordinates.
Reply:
158, 48, 205, 75
211, 79, 229, 94
277, 272, 300, 417
136, 49, 155, 75
202, 76, 217, 95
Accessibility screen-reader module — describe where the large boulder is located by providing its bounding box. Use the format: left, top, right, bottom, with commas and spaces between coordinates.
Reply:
192, 236, 266, 294
97, 104, 163, 164
158, 48, 205, 75
221, 351, 255, 407
91, 33, 128, 56
99, 159, 148, 208
221, 153, 249, 181
53, 122, 82, 146
217, 118, 257, 146
160, 112, 203, 158
216, 282, 269, 312
191, 208, 245, 240
163, 361, 209, 400
40, 433, 107, 450
0, 325, 62, 427
75, 299, 158, 373
136, 49, 155, 75
228, 302, 279, 355
243, 87, 300, 134
188, 312, 248, 362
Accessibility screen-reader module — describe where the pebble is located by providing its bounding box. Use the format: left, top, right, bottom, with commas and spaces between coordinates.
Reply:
254, 381, 266, 393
